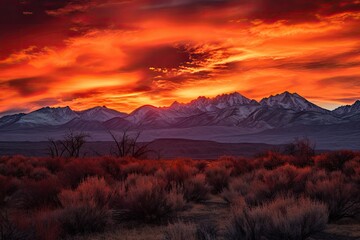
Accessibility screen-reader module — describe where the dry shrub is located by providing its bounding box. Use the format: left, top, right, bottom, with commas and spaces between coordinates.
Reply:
205, 163, 231, 194
60, 206, 111, 236
58, 176, 113, 236
230, 158, 255, 176
28, 167, 52, 181
221, 177, 248, 204
261, 151, 287, 170
0, 211, 34, 240
225, 196, 328, 240
32, 210, 62, 240
59, 176, 112, 209
112, 175, 185, 222
196, 222, 218, 240
59, 158, 104, 188
306, 172, 360, 221
163, 221, 197, 240
183, 174, 210, 202
164, 160, 197, 187
9, 177, 61, 210
283, 138, 315, 167
100, 157, 124, 181
315, 150, 356, 172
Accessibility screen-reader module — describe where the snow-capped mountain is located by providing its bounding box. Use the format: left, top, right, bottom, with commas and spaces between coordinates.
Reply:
260, 91, 327, 113
0, 92, 358, 132
333, 100, 360, 117
171, 92, 255, 112
16, 106, 78, 126
0, 113, 25, 128
77, 106, 127, 122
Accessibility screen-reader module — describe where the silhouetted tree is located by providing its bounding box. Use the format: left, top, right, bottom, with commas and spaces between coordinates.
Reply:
108, 129, 153, 159
47, 131, 90, 158
283, 137, 315, 167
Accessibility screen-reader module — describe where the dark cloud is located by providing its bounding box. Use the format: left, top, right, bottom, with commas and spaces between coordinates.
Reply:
272, 47, 360, 70
30, 98, 60, 106
4, 76, 51, 96
250, 0, 360, 23
318, 75, 360, 87
123, 45, 194, 70
330, 97, 360, 104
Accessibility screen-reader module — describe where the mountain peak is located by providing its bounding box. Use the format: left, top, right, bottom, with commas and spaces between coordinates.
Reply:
333, 99, 360, 116
260, 92, 325, 112
79, 106, 127, 121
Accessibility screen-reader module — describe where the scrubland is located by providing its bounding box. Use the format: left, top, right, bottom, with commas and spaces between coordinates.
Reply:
0, 148, 359, 240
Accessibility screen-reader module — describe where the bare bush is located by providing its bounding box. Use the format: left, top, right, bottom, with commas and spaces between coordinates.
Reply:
225, 196, 328, 240
48, 131, 90, 158
109, 130, 152, 159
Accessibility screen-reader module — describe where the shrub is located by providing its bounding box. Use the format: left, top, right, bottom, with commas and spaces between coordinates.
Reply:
58, 158, 104, 188
164, 160, 197, 187
0, 211, 34, 240
32, 210, 62, 240
306, 172, 360, 221
230, 158, 254, 176
58, 177, 113, 236
59, 206, 111, 236
196, 222, 218, 240
315, 150, 356, 172
205, 164, 231, 194
112, 175, 185, 222
183, 174, 210, 202
261, 151, 287, 170
163, 221, 197, 240
221, 177, 247, 204
59, 176, 112, 209
283, 138, 315, 167
225, 196, 328, 240
9, 177, 61, 209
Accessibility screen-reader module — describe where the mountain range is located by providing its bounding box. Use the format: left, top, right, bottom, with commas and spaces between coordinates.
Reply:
1, 91, 360, 149
1, 91, 360, 130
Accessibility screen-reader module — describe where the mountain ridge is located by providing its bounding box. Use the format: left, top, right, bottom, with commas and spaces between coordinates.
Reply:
0, 91, 359, 131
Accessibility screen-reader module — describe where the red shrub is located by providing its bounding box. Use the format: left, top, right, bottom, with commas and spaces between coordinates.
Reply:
58, 158, 104, 188
306, 172, 360, 221
261, 151, 287, 170
205, 163, 231, 194
111, 175, 185, 222
315, 150, 356, 172
183, 174, 210, 202
9, 177, 61, 209
59, 176, 112, 209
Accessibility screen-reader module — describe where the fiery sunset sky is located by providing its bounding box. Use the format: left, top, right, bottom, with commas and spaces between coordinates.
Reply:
1, 0, 360, 115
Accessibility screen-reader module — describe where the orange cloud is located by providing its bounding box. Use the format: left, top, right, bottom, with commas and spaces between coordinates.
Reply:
1, 0, 360, 115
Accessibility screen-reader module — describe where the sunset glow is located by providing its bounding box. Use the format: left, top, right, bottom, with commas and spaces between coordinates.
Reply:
2, 0, 360, 115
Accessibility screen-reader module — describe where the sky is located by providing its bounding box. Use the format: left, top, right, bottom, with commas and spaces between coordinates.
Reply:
1, 0, 360, 115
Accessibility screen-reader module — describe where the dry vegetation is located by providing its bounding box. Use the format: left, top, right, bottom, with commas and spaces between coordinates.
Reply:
0, 143, 359, 240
